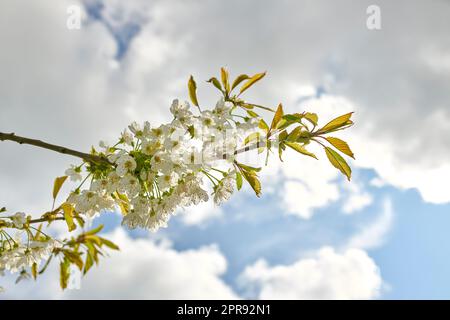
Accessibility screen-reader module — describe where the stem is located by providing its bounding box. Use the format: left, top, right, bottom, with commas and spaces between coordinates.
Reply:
28, 217, 65, 224
0, 132, 112, 165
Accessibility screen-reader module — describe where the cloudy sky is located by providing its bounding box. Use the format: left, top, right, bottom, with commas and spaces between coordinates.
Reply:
1, 0, 450, 299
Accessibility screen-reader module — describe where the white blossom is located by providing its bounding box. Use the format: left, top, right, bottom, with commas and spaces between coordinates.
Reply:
63, 95, 261, 232
213, 173, 235, 205
115, 154, 137, 177
11, 212, 27, 229
65, 165, 82, 182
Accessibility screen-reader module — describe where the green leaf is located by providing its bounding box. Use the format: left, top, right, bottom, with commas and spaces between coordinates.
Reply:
60, 258, 70, 289
318, 112, 354, 133
231, 74, 249, 91
31, 263, 38, 280
304, 112, 318, 126
286, 126, 303, 142
278, 142, 286, 162
270, 104, 284, 130
85, 242, 99, 265
282, 114, 303, 122
221, 67, 230, 94
244, 132, 260, 145
83, 252, 94, 275
237, 163, 262, 172
52, 176, 68, 200
285, 142, 318, 160
324, 146, 352, 181
85, 235, 102, 247
246, 110, 259, 118
239, 103, 254, 109
325, 137, 355, 159
187, 125, 195, 138
99, 237, 120, 250
240, 169, 261, 197
188, 75, 199, 107
85, 224, 104, 236
239, 72, 266, 95
61, 202, 76, 232
207, 77, 223, 92
75, 215, 85, 228
63, 250, 83, 270
115, 192, 129, 215
0, 207, 6, 213
236, 171, 243, 191
258, 119, 269, 133
278, 130, 288, 142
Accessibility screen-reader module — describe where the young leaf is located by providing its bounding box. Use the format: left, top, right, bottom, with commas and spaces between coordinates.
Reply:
317, 112, 353, 133
236, 171, 243, 191
188, 75, 199, 107
239, 72, 266, 95
85, 224, 104, 236
207, 77, 223, 92
246, 110, 259, 118
241, 169, 261, 197
187, 125, 195, 138
237, 163, 262, 172
325, 137, 355, 159
285, 142, 318, 160
63, 250, 83, 270
52, 176, 68, 200
60, 258, 70, 289
99, 237, 120, 250
221, 67, 230, 94
286, 126, 303, 142
61, 202, 76, 232
304, 112, 318, 126
278, 142, 286, 162
324, 146, 352, 181
270, 104, 284, 131
231, 74, 249, 91
31, 263, 38, 280
115, 192, 129, 215
258, 119, 269, 133
278, 130, 288, 142
244, 132, 260, 145
83, 252, 94, 275
282, 114, 303, 122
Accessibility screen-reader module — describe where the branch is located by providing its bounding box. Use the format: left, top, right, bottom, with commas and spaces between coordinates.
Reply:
0, 132, 112, 165
29, 217, 66, 224
234, 140, 266, 155
0, 131, 265, 165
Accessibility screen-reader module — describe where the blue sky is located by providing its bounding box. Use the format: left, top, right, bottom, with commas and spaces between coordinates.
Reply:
1, 0, 450, 299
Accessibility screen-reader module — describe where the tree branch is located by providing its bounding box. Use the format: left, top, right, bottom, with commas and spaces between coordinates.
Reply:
0, 132, 112, 165
29, 217, 66, 224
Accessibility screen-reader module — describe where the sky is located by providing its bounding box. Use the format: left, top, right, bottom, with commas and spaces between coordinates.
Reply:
1, 0, 450, 299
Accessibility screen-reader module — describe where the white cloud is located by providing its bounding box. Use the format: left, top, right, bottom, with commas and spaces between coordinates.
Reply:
347, 198, 394, 250
2, 229, 239, 299
239, 247, 382, 300
179, 200, 223, 226
342, 179, 374, 214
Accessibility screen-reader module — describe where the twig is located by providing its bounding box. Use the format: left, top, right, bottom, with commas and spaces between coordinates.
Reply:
0, 132, 112, 165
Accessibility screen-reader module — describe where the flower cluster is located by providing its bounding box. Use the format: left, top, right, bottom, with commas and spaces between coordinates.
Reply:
65, 98, 260, 231
0, 235, 62, 274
